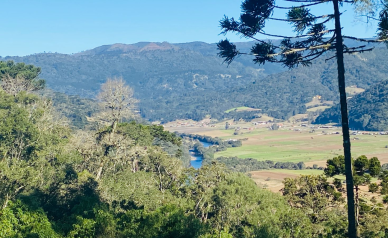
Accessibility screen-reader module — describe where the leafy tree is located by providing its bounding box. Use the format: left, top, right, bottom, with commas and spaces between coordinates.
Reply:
0, 200, 60, 237
0, 61, 41, 80
354, 155, 369, 175
217, 0, 388, 235
369, 157, 381, 177
325, 155, 384, 227
0, 61, 45, 96
282, 175, 346, 236
324, 155, 346, 177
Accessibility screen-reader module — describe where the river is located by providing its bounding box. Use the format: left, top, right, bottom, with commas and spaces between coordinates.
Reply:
190, 141, 212, 169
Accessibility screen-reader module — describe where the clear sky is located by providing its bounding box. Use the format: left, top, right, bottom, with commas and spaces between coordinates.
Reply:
1, 0, 379, 56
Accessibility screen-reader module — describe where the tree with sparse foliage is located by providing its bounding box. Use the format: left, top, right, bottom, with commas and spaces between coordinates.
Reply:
96, 77, 138, 136
217, 0, 388, 235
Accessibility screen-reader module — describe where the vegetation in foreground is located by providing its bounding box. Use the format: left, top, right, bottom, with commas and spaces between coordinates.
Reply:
1, 62, 388, 237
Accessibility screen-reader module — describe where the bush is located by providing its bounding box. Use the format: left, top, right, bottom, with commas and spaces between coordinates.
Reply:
381, 182, 388, 195
368, 183, 379, 193
333, 178, 343, 191
383, 195, 388, 204
0, 200, 60, 238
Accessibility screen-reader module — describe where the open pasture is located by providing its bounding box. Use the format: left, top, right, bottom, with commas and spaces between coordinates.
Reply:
167, 122, 388, 191
192, 127, 388, 165
224, 106, 261, 113
250, 169, 324, 192
249, 169, 379, 195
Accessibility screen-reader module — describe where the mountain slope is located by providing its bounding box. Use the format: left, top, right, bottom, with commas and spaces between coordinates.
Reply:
2, 41, 388, 122
314, 79, 388, 131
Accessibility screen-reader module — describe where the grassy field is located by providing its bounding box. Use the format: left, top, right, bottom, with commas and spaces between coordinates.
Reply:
167, 122, 388, 165
166, 120, 388, 190
346, 86, 365, 95
249, 169, 325, 192
307, 105, 331, 112
248, 168, 379, 192
195, 127, 388, 165
169, 122, 388, 167
224, 106, 260, 113
267, 169, 324, 176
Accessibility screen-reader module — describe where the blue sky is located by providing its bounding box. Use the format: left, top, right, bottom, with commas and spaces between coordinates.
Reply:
1, 0, 379, 56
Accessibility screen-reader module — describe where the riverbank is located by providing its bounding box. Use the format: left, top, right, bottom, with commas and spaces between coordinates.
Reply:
189, 141, 211, 169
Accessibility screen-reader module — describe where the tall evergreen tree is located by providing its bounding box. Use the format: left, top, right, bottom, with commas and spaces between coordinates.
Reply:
217, 0, 388, 236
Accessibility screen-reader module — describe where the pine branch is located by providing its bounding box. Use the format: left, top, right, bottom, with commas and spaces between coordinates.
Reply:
241, 34, 282, 49
266, 48, 329, 67
284, 0, 327, 3
273, 1, 329, 9
358, 15, 380, 21
269, 14, 334, 22
343, 47, 375, 54
273, 42, 333, 56
258, 29, 334, 39
238, 42, 333, 58
342, 35, 387, 42
302, 49, 328, 60
325, 46, 375, 61
284, 0, 353, 2
343, 45, 368, 51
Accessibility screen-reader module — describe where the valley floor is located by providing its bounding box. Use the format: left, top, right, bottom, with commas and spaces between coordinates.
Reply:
166, 119, 388, 191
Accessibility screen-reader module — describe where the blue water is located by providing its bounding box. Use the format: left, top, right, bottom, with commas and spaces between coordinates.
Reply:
190, 141, 212, 169
201, 142, 212, 148
190, 152, 203, 169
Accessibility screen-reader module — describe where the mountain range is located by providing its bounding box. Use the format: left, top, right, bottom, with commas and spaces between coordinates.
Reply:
1, 40, 388, 123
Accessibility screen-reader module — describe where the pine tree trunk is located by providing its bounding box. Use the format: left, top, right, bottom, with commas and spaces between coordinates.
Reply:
332, 0, 357, 236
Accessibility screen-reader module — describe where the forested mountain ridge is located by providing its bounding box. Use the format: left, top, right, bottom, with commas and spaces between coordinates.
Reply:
2, 40, 388, 122
315, 79, 388, 131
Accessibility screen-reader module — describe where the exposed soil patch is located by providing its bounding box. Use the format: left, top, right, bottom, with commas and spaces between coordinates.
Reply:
250, 171, 299, 181
305, 160, 327, 167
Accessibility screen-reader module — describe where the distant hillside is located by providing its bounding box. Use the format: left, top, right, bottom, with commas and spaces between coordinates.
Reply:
1, 41, 388, 122
314, 80, 388, 131
39, 90, 99, 129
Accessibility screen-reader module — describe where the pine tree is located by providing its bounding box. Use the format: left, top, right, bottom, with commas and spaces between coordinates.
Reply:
217, 0, 388, 236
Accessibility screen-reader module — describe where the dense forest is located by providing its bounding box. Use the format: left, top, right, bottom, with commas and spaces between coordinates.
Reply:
1, 62, 388, 237
315, 80, 388, 131
2, 40, 388, 123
